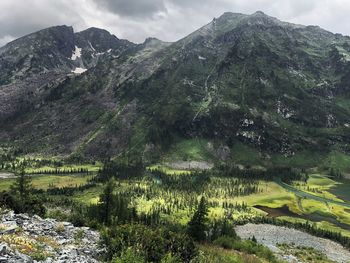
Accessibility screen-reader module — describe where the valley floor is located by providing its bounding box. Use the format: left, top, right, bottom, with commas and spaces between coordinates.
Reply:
1, 159, 350, 262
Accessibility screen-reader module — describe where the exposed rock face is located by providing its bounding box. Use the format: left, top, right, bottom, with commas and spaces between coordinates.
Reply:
1, 12, 350, 159
215, 145, 231, 161
0, 211, 102, 263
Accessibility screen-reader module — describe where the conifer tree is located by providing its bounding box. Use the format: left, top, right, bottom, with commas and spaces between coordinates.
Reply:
99, 179, 115, 224
11, 167, 33, 208
187, 196, 208, 241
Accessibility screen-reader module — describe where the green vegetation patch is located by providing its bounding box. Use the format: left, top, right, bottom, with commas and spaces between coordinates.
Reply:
165, 138, 213, 162
277, 243, 333, 263
0, 175, 93, 191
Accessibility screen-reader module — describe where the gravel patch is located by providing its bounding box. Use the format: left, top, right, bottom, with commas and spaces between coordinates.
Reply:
0, 172, 15, 179
235, 223, 350, 263
166, 161, 214, 170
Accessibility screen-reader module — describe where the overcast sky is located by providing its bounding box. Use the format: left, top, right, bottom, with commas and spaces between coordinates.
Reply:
1, 0, 350, 47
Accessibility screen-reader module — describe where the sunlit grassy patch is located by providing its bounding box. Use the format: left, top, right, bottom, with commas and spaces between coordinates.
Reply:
147, 164, 192, 175
233, 182, 301, 214
164, 138, 212, 161
198, 244, 272, 263
0, 174, 93, 191
72, 185, 102, 205
25, 163, 102, 174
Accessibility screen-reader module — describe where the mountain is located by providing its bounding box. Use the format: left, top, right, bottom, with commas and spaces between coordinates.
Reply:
0, 26, 133, 124
1, 11, 350, 168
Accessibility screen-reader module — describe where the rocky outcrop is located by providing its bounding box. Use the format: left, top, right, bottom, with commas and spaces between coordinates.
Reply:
0, 211, 102, 263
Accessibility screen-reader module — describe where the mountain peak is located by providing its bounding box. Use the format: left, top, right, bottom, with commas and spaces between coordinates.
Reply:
216, 12, 247, 21
252, 10, 267, 16
143, 37, 162, 45
2, 25, 74, 48
76, 27, 133, 52
78, 27, 118, 39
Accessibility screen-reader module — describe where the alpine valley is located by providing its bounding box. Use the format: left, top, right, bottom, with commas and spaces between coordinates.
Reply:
1, 11, 350, 263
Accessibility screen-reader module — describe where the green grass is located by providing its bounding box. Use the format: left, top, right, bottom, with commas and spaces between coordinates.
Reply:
277, 243, 333, 263
72, 185, 102, 204
229, 141, 262, 166
165, 138, 213, 161
293, 174, 342, 201
271, 151, 326, 168
233, 182, 301, 214
334, 97, 350, 112
322, 151, 350, 172
0, 175, 93, 191
25, 163, 102, 174
197, 244, 271, 263
270, 150, 350, 172
147, 164, 192, 175
307, 174, 337, 188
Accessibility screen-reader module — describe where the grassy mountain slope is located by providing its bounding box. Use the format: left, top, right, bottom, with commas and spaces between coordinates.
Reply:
1, 11, 350, 169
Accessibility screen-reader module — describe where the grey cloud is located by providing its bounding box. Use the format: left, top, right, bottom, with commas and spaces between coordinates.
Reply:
0, 1, 84, 47
94, 0, 167, 18
1, 0, 350, 48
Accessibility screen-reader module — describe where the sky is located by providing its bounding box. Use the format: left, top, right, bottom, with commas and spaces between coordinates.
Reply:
1, 0, 350, 47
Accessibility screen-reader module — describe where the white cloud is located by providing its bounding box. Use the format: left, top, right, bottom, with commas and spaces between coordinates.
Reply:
0, 36, 15, 48
0, 0, 349, 47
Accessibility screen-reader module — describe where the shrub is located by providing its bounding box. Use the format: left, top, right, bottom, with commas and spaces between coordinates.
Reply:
213, 236, 237, 249
55, 223, 65, 233
161, 253, 182, 263
213, 236, 278, 263
114, 248, 145, 263
101, 224, 198, 263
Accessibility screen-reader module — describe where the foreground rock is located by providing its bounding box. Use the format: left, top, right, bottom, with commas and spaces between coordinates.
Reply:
235, 223, 350, 263
0, 211, 102, 262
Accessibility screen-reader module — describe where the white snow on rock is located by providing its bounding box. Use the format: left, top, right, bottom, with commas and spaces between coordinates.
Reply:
72, 67, 87, 74
242, 119, 254, 127
71, 46, 82, 60
198, 55, 206, 60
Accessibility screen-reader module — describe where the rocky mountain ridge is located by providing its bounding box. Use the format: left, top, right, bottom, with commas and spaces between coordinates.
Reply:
1, 11, 350, 166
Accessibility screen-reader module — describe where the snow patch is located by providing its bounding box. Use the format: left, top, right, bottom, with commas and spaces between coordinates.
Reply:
72, 67, 87, 74
198, 55, 206, 60
241, 119, 254, 127
71, 46, 82, 60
